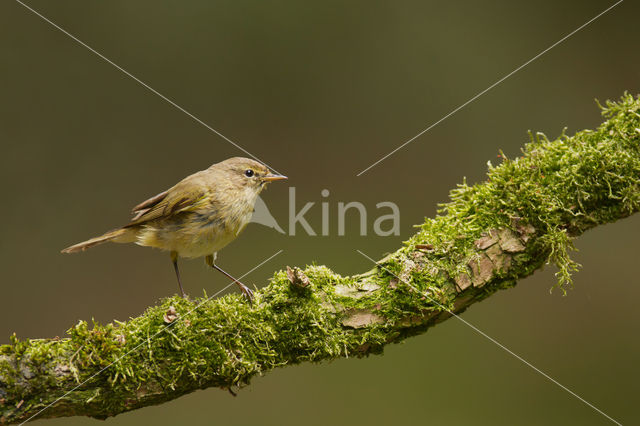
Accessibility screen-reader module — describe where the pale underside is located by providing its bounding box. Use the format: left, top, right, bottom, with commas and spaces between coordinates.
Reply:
134, 208, 253, 258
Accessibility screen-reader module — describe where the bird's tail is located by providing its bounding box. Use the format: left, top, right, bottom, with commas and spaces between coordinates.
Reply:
61, 228, 137, 253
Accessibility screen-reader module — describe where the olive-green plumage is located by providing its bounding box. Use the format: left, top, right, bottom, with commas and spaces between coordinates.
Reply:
62, 157, 287, 299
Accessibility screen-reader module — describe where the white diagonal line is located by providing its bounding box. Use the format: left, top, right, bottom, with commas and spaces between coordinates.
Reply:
19, 249, 283, 425
356, 0, 623, 176
14, 0, 283, 176
356, 249, 622, 426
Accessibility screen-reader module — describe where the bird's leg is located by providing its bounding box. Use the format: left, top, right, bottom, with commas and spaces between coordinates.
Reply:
205, 254, 254, 304
171, 251, 188, 298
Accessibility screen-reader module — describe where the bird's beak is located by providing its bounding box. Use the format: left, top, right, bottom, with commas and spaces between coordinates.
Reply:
263, 173, 288, 182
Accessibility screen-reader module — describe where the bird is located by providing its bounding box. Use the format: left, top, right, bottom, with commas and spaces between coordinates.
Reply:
61, 157, 287, 302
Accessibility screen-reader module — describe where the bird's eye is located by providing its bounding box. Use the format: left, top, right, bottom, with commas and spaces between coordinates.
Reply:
244, 169, 254, 177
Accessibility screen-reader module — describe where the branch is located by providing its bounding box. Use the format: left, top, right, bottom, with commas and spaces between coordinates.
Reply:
2, 94, 640, 424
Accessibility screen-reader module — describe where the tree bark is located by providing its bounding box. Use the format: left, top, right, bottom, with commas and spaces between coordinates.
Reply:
1, 94, 639, 424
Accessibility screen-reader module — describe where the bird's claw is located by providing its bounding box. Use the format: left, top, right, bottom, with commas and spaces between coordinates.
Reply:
239, 284, 254, 305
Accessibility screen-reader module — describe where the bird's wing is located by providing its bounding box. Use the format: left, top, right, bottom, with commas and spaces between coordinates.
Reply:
126, 180, 210, 227
131, 190, 169, 213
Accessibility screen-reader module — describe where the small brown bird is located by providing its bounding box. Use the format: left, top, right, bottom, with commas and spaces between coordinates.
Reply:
61, 157, 287, 301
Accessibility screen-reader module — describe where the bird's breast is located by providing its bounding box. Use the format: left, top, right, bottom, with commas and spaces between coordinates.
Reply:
136, 201, 254, 258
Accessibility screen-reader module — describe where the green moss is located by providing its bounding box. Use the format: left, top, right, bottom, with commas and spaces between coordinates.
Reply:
1, 93, 639, 423
402, 93, 640, 293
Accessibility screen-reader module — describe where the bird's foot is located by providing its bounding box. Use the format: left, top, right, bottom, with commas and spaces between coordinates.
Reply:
237, 282, 254, 305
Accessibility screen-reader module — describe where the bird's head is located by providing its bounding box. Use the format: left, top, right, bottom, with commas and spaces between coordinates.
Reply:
213, 157, 287, 197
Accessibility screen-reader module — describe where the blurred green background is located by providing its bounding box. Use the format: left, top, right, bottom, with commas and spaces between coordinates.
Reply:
1, 0, 638, 424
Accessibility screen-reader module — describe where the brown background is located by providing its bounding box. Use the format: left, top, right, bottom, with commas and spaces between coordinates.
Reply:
1, 0, 638, 424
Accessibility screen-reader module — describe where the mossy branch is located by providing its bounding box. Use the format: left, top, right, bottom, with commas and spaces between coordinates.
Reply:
2, 94, 640, 424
